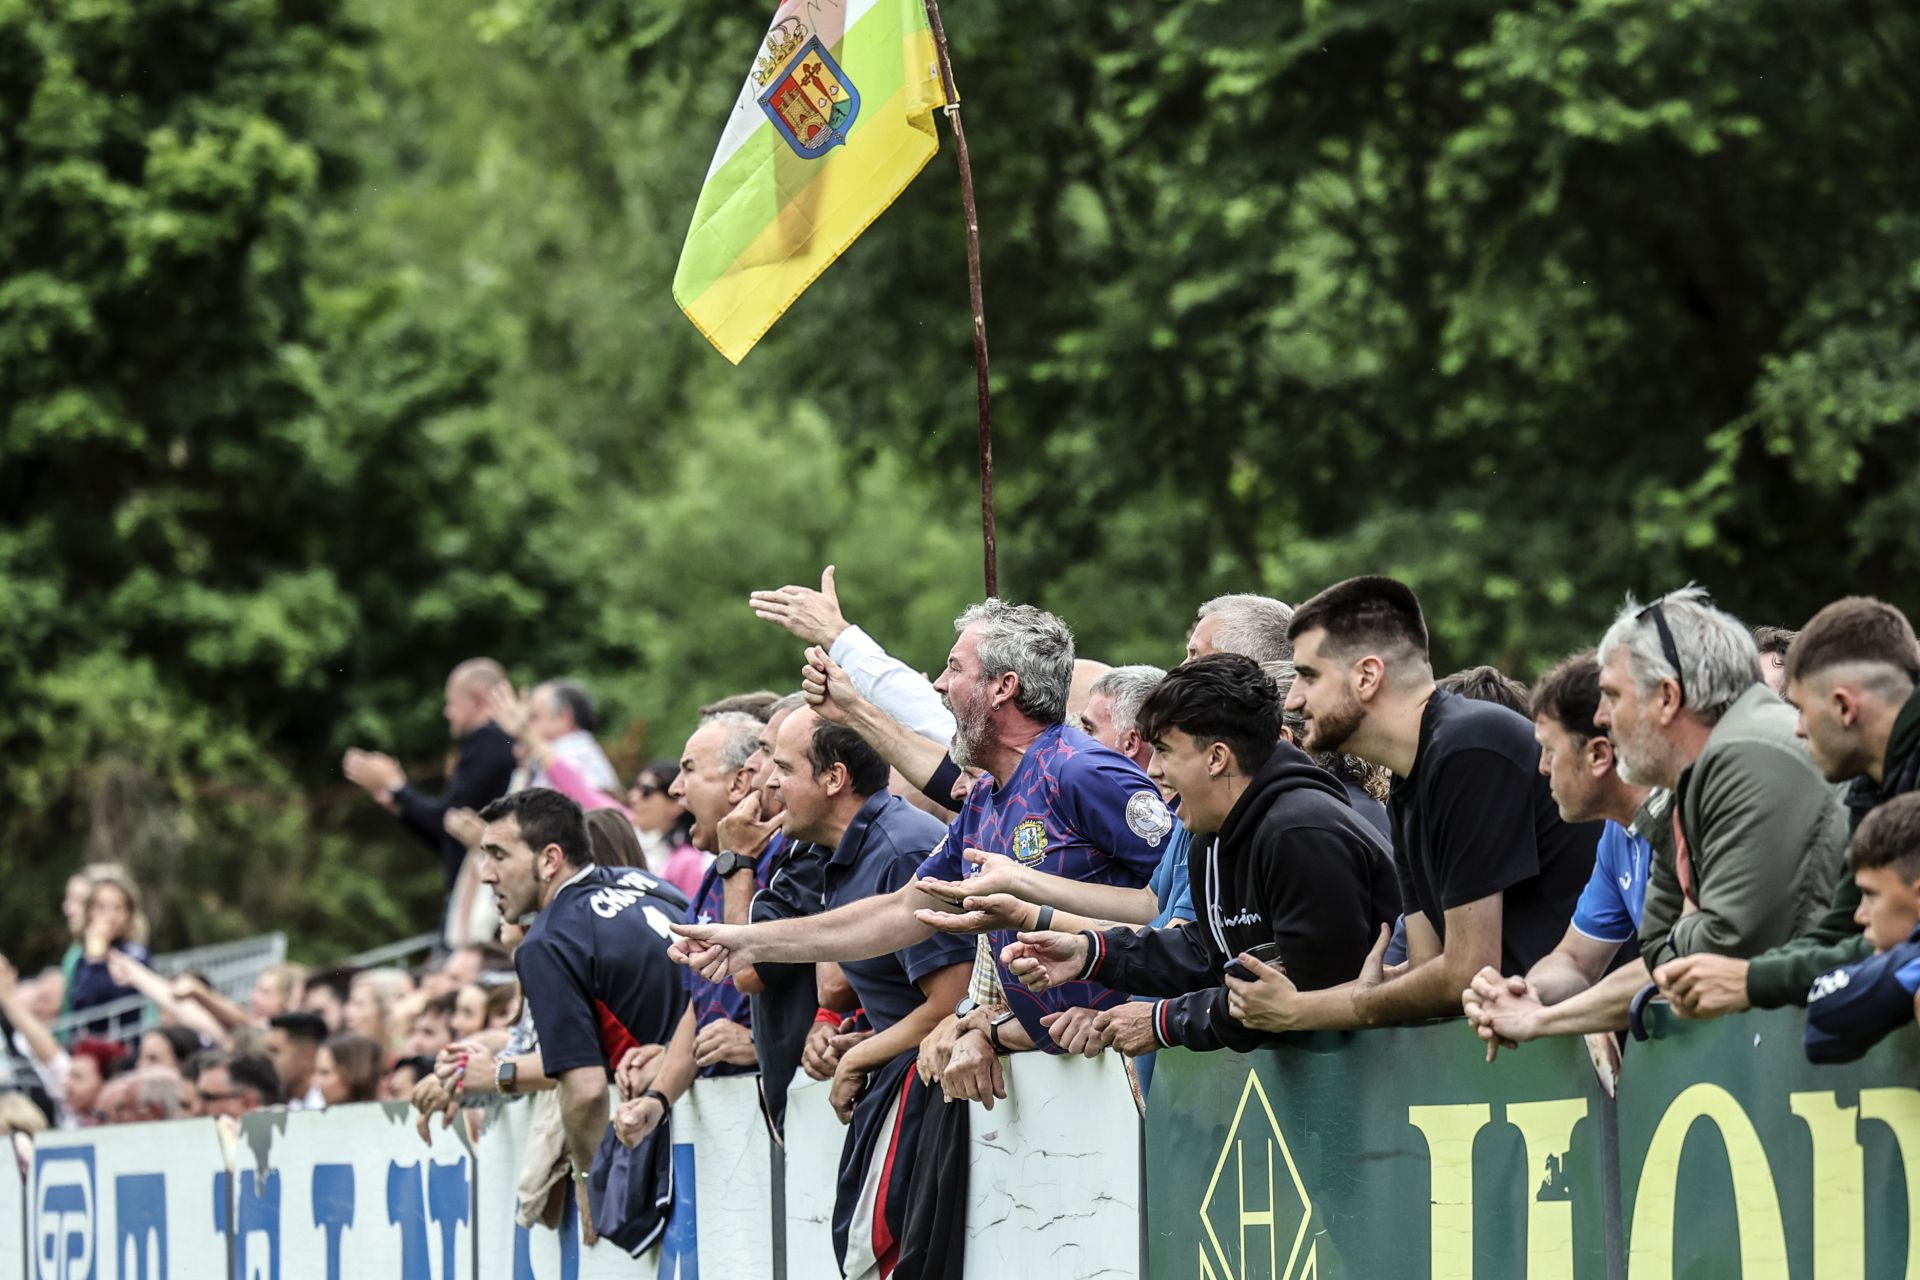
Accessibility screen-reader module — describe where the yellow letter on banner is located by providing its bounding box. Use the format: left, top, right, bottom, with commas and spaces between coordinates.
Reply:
1788, 1092, 1863, 1280
1859, 1088, 1920, 1279
1507, 1098, 1588, 1280
1628, 1084, 1788, 1278
1408, 1103, 1491, 1280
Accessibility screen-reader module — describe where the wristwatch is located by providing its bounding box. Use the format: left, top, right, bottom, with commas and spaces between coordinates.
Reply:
953, 997, 978, 1021
714, 850, 759, 878
986, 1010, 1018, 1054
496, 1058, 518, 1096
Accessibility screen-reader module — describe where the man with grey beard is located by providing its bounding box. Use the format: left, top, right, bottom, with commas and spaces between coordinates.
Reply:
672, 600, 1172, 1109
1468, 586, 1846, 1047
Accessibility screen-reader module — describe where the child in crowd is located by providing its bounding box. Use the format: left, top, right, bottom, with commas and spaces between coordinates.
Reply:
1806, 794, 1920, 1061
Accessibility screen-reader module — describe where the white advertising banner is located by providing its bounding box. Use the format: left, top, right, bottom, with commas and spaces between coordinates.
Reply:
963, 1052, 1142, 1276
29, 1117, 231, 1280
656, 1073, 774, 1280
780, 1074, 845, 1280
5, 1132, 29, 1279
467, 1095, 635, 1280
239, 1102, 474, 1280
779, 1052, 1144, 1280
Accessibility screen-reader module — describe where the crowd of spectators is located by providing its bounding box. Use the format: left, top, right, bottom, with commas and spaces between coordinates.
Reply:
6, 568, 1917, 1265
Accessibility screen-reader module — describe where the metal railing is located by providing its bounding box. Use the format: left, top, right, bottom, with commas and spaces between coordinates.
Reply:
49, 931, 288, 1049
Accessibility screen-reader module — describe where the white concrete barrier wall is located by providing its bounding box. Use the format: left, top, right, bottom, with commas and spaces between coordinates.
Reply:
4, 1133, 26, 1280
10, 1054, 1143, 1280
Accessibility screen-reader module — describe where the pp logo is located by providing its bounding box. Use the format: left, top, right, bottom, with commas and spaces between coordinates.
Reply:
34, 1147, 96, 1280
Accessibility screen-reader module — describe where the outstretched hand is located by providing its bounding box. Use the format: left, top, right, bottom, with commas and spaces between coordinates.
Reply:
914, 894, 1035, 935
750, 566, 850, 648
999, 930, 1088, 994
669, 923, 755, 981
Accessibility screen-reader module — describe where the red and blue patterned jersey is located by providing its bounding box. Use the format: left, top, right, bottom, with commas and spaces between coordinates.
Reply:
915, 723, 1173, 1050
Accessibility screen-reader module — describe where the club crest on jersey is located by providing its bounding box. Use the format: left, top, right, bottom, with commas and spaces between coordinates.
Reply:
758, 36, 861, 159
1126, 791, 1174, 847
1011, 819, 1050, 864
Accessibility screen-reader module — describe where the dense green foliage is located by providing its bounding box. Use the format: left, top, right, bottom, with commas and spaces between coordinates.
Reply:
3, 0, 1916, 961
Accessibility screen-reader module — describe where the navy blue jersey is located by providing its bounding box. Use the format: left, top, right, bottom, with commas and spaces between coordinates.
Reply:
686, 857, 772, 1078
517, 864, 690, 1076
824, 794, 973, 1033
1805, 923, 1920, 1064
915, 724, 1169, 1049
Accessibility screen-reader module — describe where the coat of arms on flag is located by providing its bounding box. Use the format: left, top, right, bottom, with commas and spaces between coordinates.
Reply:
759, 38, 862, 159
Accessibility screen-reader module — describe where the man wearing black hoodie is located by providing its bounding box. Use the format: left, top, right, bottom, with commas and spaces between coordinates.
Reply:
1659, 596, 1920, 1016
1001, 655, 1399, 1052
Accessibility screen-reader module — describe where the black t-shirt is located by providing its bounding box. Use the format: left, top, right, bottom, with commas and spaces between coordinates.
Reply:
1389, 690, 1601, 975
516, 864, 689, 1076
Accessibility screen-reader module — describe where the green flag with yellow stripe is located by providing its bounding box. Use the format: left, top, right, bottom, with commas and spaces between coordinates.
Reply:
673, 0, 946, 364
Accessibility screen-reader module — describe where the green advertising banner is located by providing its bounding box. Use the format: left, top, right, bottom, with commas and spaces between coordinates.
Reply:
1147, 1009, 1920, 1279
1147, 1021, 1615, 1278
1618, 1006, 1918, 1279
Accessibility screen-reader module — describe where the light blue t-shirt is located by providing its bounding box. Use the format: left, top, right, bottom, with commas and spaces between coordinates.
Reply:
1569, 820, 1653, 944
1147, 821, 1193, 926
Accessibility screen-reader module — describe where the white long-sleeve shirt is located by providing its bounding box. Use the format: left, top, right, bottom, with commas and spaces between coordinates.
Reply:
828, 625, 956, 745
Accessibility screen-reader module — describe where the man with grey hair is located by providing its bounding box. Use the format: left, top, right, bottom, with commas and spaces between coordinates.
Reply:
1188, 594, 1295, 667
1467, 586, 1847, 1048
674, 599, 1173, 1109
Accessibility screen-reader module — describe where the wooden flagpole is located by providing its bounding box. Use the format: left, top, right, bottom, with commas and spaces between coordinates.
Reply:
921, 0, 998, 598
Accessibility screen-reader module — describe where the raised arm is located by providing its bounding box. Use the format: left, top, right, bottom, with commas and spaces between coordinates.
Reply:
802, 648, 950, 791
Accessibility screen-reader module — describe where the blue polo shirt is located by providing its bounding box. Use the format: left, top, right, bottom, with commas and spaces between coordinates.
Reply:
1147, 821, 1194, 926
915, 723, 1171, 1050
1569, 821, 1654, 945
516, 864, 690, 1076
821, 793, 973, 1033
686, 855, 773, 1078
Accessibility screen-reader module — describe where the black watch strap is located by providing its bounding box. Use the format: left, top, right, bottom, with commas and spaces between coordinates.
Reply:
716, 850, 758, 877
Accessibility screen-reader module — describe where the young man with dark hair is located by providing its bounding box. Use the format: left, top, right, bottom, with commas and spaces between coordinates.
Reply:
1231, 577, 1600, 1030
465, 787, 690, 1249
1002, 655, 1398, 1050
1806, 794, 1920, 1061
1662, 596, 1920, 1017
1461, 653, 1658, 1058
266, 1011, 330, 1109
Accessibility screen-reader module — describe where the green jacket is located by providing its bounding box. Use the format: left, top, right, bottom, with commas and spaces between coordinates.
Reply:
1746, 685, 1920, 1007
1638, 684, 1849, 971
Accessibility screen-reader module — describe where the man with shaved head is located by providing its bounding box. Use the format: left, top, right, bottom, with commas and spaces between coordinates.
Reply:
344, 657, 518, 892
